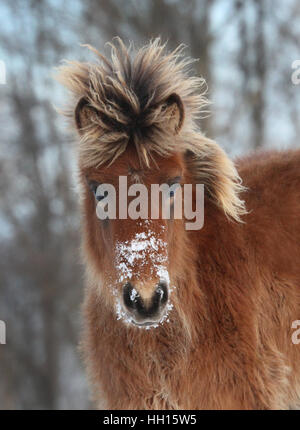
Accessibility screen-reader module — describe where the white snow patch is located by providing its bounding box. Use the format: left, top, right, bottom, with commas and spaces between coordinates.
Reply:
130, 287, 138, 301
115, 228, 169, 285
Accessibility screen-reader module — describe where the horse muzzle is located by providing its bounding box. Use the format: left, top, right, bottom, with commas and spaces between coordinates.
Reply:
122, 281, 169, 327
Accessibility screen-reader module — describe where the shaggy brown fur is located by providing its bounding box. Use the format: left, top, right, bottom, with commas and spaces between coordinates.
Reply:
57, 39, 300, 409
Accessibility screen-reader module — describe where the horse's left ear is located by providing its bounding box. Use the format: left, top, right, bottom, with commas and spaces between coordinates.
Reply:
74, 97, 98, 134
163, 93, 185, 135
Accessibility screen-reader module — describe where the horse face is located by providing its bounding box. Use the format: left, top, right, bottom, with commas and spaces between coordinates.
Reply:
83, 149, 184, 328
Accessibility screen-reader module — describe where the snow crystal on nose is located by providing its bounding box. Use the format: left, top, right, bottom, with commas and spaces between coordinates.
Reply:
157, 267, 170, 286
130, 287, 138, 301
115, 228, 170, 285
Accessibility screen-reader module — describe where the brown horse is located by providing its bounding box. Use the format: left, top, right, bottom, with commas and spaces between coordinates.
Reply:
57, 38, 300, 409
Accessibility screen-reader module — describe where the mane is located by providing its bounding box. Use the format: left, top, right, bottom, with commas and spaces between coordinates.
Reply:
56, 37, 247, 221
56, 38, 208, 166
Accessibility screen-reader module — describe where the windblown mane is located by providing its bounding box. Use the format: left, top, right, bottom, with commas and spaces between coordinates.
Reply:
56, 38, 207, 165
57, 37, 247, 221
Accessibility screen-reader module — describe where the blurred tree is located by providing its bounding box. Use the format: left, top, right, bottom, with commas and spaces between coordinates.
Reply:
0, 0, 89, 409
236, 0, 266, 148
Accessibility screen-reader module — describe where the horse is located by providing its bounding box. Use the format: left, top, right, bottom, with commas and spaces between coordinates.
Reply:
57, 38, 300, 409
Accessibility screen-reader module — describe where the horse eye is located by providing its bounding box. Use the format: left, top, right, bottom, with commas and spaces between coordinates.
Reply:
88, 180, 108, 201
96, 191, 108, 202
169, 182, 181, 198
88, 180, 99, 195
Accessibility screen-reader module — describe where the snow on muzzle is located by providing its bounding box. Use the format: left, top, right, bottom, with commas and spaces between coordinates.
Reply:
114, 227, 173, 328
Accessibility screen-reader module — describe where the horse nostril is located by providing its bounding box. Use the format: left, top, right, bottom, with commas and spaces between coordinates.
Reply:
156, 281, 168, 306
123, 282, 138, 311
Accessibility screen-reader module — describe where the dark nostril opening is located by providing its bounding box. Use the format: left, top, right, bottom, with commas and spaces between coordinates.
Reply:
123, 282, 138, 311
156, 281, 168, 306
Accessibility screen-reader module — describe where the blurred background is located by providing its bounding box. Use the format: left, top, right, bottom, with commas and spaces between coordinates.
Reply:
0, 0, 299, 409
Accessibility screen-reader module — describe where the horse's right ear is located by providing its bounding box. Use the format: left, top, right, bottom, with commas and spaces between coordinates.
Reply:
74, 97, 98, 134
163, 93, 185, 135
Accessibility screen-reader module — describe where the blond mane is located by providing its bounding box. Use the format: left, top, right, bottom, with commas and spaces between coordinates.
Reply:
57, 37, 246, 221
